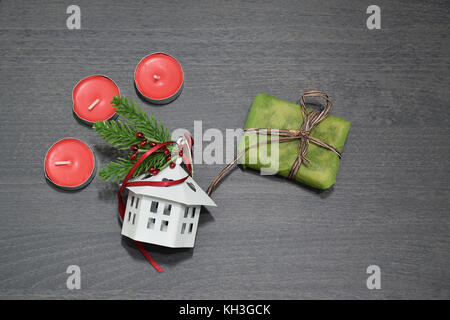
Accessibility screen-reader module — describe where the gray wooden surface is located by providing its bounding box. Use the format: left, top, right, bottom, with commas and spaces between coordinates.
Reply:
0, 0, 449, 299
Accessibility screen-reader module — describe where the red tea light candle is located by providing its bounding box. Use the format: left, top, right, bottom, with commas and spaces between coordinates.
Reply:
44, 138, 96, 190
72, 75, 120, 125
134, 53, 184, 104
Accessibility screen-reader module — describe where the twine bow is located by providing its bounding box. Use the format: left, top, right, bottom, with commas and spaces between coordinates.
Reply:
207, 90, 341, 195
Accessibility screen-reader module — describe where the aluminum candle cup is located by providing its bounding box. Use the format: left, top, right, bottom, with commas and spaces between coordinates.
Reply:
44, 138, 96, 190
134, 53, 184, 104
72, 75, 120, 125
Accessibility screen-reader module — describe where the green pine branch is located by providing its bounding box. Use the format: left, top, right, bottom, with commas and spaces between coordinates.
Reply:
98, 153, 168, 183
111, 96, 171, 143
98, 157, 134, 182
93, 120, 139, 149
93, 96, 175, 182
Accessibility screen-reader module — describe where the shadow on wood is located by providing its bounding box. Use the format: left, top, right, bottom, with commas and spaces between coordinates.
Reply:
210, 164, 335, 199
45, 178, 85, 193
120, 235, 194, 267
198, 206, 215, 226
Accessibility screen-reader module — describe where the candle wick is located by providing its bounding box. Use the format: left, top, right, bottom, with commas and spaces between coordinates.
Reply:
55, 161, 72, 166
153, 75, 160, 80
88, 98, 100, 111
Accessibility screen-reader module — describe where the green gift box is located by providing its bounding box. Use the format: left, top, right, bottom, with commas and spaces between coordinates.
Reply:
238, 92, 351, 190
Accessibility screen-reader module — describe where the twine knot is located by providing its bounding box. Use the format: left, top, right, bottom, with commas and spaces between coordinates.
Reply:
207, 90, 342, 195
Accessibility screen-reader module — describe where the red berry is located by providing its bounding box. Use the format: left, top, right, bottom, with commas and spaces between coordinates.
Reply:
136, 132, 144, 139
165, 155, 171, 161
130, 152, 138, 160
148, 166, 154, 173
163, 149, 170, 155
139, 139, 147, 148
130, 144, 138, 151
169, 162, 175, 169
153, 168, 160, 175
149, 142, 156, 147
178, 150, 184, 157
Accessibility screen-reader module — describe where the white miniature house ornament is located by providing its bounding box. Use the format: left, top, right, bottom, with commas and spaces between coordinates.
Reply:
92, 98, 216, 271
121, 156, 216, 248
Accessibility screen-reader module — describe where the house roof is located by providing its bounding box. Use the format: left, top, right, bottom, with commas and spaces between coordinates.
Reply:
126, 164, 217, 207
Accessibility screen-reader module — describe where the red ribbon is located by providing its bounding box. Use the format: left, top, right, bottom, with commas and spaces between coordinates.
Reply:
118, 135, 193, 272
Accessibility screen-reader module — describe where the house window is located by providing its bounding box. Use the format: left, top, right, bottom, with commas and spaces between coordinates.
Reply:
191, 208, 196, 218
135, 198, 140, 209
150, 201, 158, 213
132, 213, 136, 225
130, 196, 135, 207
186, 181, 196, 192
128, 212, 131, 222
184, 206, 189, 218
163, 204, 172, 216
188, 223, 194, 234
147, 218, 155, 230
160, 220, 169, 232
181, 223, 186, 234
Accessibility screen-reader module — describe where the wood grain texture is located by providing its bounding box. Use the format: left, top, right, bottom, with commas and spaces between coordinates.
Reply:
0, 0, 449, 299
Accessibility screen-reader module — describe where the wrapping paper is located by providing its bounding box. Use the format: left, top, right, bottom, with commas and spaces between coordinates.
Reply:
239, 93, 350, 189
